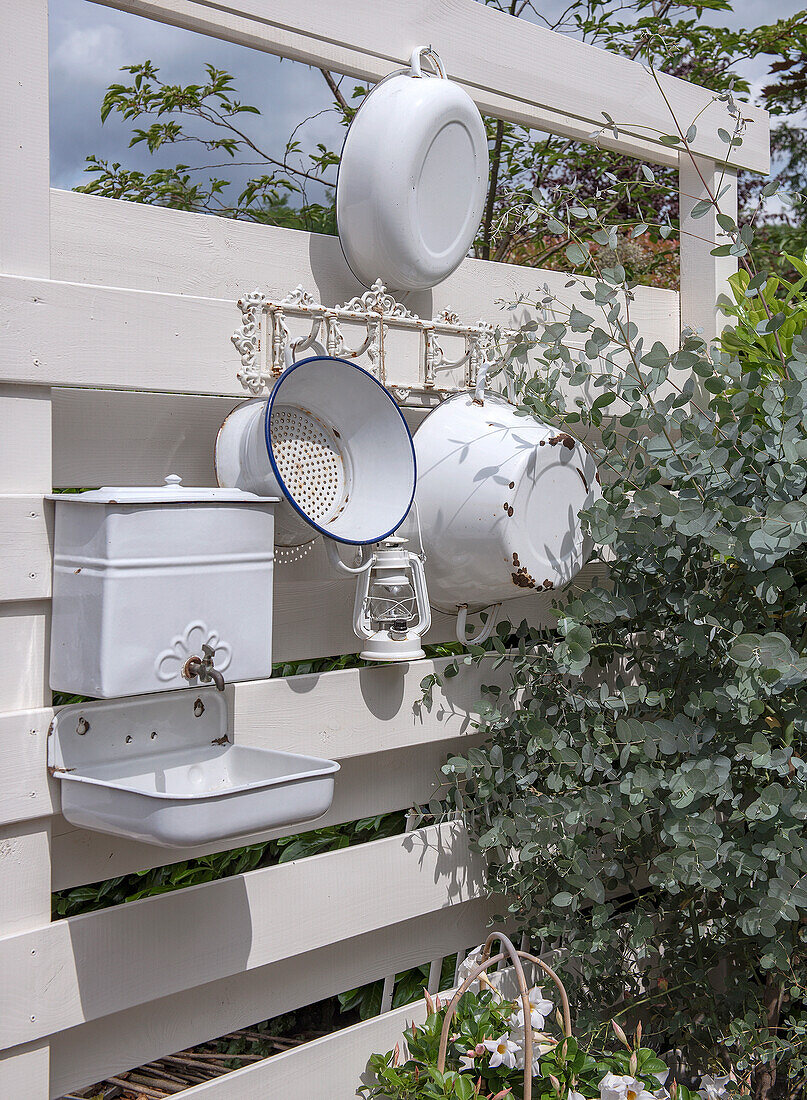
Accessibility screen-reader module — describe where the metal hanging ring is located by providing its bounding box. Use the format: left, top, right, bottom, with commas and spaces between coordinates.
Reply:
409, 46, 447, 79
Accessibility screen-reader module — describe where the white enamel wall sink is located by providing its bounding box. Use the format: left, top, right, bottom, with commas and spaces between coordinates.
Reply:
48, 691, 339, 848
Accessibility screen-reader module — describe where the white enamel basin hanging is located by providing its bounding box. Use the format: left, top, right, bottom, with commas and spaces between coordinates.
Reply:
411, 393, 601, 641
49, 692, 339, 848
336, 47, 489, 291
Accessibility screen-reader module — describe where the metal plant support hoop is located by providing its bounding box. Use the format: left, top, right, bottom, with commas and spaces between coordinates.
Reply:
436, 931, 573, 1100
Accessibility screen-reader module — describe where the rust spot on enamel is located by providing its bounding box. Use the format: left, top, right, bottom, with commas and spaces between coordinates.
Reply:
511, 560, 536, 588
548, 433, 575, 450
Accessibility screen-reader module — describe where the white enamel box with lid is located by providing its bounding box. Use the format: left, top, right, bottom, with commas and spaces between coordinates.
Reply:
48, 476, 277, 698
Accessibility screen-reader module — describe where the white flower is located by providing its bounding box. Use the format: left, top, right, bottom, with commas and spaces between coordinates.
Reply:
513, 985, 554, 1030
699, 1075, 731, 1100
600, 1072, 656, 1100
457, 945, 487, 990
570, 1093, 586, 1100
508, 1018, 556, 1073
458, 1050, 476, 1073
483, 1033, 520, 1070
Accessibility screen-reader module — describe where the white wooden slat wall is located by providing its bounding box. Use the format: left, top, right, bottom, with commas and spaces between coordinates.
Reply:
0, 654, 506, 886
48, 908, 491, 1098
0, 0, 764, 1096
1, 822, 484, 1046
0, 0, 54, 1094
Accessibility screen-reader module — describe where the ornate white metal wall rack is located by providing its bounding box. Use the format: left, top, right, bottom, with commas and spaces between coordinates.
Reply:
232, 279, 500, 405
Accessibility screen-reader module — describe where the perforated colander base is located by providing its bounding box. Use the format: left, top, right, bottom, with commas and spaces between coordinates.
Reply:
270, 405, 346, 523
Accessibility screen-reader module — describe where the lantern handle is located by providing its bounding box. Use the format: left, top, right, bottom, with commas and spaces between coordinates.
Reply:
409, 553, 432, 638
324, 538, 375, 576
456, 603, 501, 645
351, 552, 375, 641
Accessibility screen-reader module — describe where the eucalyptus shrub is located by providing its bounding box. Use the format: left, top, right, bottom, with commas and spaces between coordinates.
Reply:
437, 119, 807, 1095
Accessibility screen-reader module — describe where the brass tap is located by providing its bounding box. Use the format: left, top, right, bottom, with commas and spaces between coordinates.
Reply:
182, 643, 226, 692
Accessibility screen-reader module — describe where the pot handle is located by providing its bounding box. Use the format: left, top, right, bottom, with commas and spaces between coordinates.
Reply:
284, 336, 328, 369
456, 603, 501, 646
325, 538, 375, 576
409, 46, 447, 79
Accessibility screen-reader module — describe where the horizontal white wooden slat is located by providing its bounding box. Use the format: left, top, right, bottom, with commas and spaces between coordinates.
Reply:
87, 0, 768, 171
182, 969, 565, 1100
0, 648, 496, 830
48, 901, 493, 1098
181, 997, 431, 1099
0, 495, 50, 601
50, 738, 477, 891
0, 599, 49, 713
49, 191, 680, 345
52, 388, 238, 488
0, 274, 238, 395
48, 189, 681, 330
0, 820, 483, 1047
50, 388, 425, 491
49, 189, 367, 305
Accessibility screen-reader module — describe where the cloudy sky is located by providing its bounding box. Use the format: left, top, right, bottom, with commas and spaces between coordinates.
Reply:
48, 0, 358, 199
49, 0, 803, 197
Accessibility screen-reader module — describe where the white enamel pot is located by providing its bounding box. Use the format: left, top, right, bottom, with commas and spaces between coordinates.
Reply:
410, 393, 600, 639
215, 355, 416, 547
336, 47, 488, 291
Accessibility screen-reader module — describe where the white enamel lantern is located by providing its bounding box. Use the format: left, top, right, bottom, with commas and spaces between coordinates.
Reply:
326, 537, 431, 662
